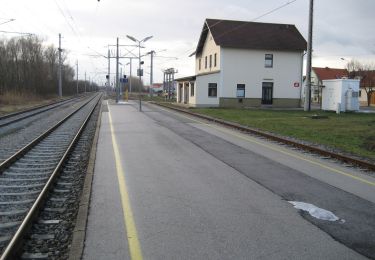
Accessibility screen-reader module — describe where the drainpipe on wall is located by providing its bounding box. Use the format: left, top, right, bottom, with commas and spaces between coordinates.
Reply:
300, 51, 306, 107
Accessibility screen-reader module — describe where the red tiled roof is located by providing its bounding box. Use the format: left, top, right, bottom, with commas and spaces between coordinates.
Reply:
312, 67, 348, 81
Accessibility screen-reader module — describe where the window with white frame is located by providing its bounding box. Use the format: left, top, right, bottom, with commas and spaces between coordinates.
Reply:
191, 83, 195, 97
265, 54, 273, 68
237, 84, 245, 97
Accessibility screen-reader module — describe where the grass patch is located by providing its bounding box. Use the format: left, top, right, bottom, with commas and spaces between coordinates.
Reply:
193, 108, 375, 160
0, 91, 60, 115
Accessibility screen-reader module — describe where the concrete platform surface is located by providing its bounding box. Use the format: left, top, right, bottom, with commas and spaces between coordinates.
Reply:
82, 100, 371, 260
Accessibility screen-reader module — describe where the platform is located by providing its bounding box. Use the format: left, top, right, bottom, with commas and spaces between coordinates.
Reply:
82, 100, 366, 260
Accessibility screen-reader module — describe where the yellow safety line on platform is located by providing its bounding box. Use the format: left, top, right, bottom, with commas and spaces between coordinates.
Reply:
108, 102, 143, 260
157, 105, 375, 187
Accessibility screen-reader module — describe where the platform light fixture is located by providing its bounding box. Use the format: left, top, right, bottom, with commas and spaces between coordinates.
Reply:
126, 35, 153, 111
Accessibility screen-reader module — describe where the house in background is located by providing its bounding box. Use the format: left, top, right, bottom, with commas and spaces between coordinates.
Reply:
176, 18, 307, 108
354, 70, 375, 106
150, 83, 164, 95
306, 67, 348, 103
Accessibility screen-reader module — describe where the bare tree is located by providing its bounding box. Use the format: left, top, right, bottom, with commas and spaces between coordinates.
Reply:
0, 36, 78, 98
346, 59, 375, 107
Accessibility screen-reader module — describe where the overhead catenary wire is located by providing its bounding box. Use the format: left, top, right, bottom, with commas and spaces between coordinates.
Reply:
214, 0, 298, 40
53, 0, 108, 84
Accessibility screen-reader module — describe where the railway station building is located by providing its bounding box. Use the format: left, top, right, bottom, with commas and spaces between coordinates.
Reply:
176, 18, 307, 108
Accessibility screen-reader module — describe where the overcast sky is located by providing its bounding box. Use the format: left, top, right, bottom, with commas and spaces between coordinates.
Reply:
1, 0, 374, 85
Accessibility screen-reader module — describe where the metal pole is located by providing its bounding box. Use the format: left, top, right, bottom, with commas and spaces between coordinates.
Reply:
76, 60, 78, 95
107, 48, 110, 95
120, 67, 123, 98
171, 69, 175, 100
149, 51, 154, 97
168, 71, 171, 99
129, 57, 132, 93
138, 41, 142, 111
58, 33, 62, 97
164, 71, 166, 93
304, 0, 313, 111
116, 37, 119, 103
84, 72, 87, 93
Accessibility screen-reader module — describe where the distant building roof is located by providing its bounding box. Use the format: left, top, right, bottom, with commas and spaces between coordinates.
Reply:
195, 18, 307, 56
313, 67, 348, 81
175, 75, 196, 82
151, 83, 163, 88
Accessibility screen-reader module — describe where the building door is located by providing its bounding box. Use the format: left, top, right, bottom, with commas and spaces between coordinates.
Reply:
262, 82, 273, 105
178, 83, 183, 103
184, 83, 189, 104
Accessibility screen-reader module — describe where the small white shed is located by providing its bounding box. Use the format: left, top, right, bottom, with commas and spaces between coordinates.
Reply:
321, 79, 360, 112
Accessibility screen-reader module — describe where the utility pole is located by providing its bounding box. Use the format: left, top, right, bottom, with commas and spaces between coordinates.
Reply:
76, 60, 79, 95
85, 72, 87, 93
126, 35, 153, 111
58, 33, 62, 97
149, 51, 154, 97
163, 71, 166, 97
107, 48, 110, 94
116, 37, 119, 103
304, 0, 313, 111
129, 58, 132, 93
120, 67, 123, 98
171, 69, 175, 99
138, 40, 142, 111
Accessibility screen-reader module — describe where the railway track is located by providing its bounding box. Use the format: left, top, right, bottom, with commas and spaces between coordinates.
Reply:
153, 102, 375, 172
0, 93, 102, 259
0, 95, 93, 164
0, 96, 80, 128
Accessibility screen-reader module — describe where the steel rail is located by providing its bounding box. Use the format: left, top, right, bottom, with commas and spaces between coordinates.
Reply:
0, 94, 102, 260
0, 94, 98, 173
153, 102, 375, 171
0, 96, 82, 128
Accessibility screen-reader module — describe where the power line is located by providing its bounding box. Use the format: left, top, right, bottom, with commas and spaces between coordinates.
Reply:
252, 0, 297, 22
215, 0, 298, 40
53, 0, 80, 39
0, 30, 34, 35
0, 19, 15, 26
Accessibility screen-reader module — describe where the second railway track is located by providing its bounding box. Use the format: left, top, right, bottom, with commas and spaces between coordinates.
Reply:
0, 95, 95, 164
153, 102, 375, 172
0, 93, 102, 259
0, 96, 81, 128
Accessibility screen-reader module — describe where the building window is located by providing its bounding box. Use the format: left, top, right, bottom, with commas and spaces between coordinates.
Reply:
265, 54, 273, 68
214, 53, 217, 67
209, 55, 212, 68
191, 83, 194, 97
205, 56, 207, 69
208, 83, 217, 97
199, 59, 201, 70
359, 90, 362, 97
237, 84, 245, 97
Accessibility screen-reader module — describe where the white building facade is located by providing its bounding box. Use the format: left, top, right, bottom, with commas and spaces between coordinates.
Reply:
176, 19, 307, 108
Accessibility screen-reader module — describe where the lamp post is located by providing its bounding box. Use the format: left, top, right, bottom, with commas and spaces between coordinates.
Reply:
126, 35, 153, 111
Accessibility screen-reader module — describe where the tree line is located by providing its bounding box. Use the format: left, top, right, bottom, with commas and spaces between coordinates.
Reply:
0, 36, 95, 97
